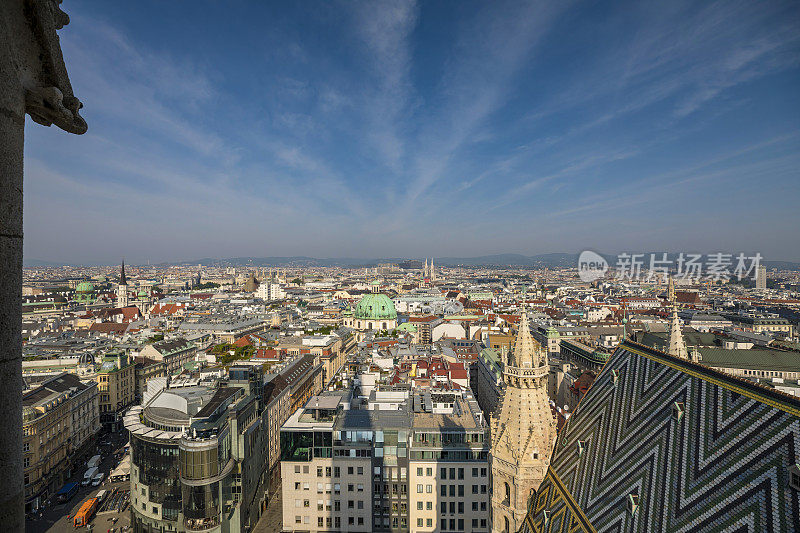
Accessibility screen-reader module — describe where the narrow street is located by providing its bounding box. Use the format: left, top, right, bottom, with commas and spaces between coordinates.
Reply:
26, 431, 131, 533
253, 481, 282, 533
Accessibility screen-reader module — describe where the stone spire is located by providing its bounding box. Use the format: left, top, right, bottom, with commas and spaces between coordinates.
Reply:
490, 311, 556, 533
666, 276, 687, 359
120, 259, 127, 285
424, 257, 428, 279
430, 257, 435, 281
668, 306, 688, 359
509, 311, 545, 368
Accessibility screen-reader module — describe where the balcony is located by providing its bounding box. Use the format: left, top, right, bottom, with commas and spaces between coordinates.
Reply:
185, 516, 220, 531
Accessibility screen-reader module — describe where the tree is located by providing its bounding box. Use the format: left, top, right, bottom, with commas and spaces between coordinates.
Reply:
212, 343, 234, 354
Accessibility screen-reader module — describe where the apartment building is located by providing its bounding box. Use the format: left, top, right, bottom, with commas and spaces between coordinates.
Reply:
23, 373, 100, 512
138, 337, 197, 375
723, 314, 794, 337
280, 388, 490, 533
469, 347, 503, 420
302, 335, 344, 386
96, 353, 136, 430
263, 372, 291, 501
282, 355, 325, 414
132, 355, 166, 402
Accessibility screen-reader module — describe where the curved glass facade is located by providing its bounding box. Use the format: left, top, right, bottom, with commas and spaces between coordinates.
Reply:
131, 436, 181, 521
183, 481, 220, 520
180, 444, 219, 480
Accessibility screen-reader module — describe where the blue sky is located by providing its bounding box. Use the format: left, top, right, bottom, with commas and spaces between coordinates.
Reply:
24, 0, 800, 264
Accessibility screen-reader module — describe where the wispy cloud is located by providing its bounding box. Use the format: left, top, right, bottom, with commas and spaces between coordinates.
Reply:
399, 0, 576, 214
347, 0, 419, 169
22, 1, 800, 262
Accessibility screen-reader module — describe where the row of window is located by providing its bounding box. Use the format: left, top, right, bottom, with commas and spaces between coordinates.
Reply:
294, 498, 366, 510
294, 515, 365, 527
372, 501, 408, 514
293, 481, 365, 493
315, 465, 366, 477
374, 483, 408, 496
437, 517, 487, 530
437, 467, 488, 479
419, 500, 488, 513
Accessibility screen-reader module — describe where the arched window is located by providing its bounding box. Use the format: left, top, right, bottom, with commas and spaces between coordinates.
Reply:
504, 517, 510, 533
504, 482, 511, 505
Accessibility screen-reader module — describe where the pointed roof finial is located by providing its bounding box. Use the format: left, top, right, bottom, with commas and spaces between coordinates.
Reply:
667, 275, 675, 304
668, 306, 688, 359
511, 311, 545, 368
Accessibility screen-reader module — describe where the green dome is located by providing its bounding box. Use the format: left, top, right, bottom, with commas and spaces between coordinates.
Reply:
396, 322, 417, 332
76, 281, 94, 293
138, 289, 148, 297
353, 293, 397, 320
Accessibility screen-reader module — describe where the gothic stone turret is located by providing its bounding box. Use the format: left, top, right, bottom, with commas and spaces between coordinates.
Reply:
490, 312, 557, 533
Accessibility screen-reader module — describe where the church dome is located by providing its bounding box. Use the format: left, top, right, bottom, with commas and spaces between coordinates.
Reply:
354, 293, 397, 320
76, 281, 94, 293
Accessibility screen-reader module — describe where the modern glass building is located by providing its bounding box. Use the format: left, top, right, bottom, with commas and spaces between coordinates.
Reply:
124, 366, 267, 533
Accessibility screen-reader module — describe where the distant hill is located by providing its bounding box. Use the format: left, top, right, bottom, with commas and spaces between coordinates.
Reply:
23, 254, 800, 270
23, 258, 70, 267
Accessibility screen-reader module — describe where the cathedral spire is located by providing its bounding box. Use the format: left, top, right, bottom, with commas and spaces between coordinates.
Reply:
490, 311, 556, 532
668, 306, 688, 359
120, 259, 127, 285
509, 311, 546, 368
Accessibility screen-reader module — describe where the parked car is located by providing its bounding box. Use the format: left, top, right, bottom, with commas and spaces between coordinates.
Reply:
91, 473, 105, 486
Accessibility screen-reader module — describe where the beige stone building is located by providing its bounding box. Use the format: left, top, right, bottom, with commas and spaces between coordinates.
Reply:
22, 373, 99, 512
280, 388, 491, 533
132, 356, 165, 402
96, 353, 136, 430
490, 312, 556, 533
138, 337, 197, 375
302, 334, 345, 386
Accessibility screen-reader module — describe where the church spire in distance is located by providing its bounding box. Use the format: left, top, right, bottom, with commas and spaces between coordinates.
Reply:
117, 259, 129, 308
667, 276, 688, 359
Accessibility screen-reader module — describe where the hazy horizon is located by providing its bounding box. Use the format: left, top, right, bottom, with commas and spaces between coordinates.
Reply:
23, 250, 800, 268
23, 0, 800, 264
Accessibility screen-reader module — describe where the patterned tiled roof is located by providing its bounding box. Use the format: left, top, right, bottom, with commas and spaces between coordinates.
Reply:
520, 340, 800, 533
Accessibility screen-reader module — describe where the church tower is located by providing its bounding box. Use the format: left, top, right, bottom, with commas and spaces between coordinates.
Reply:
666, 277, 688, 359
116, 260, 129, 308
490, 311, 556, 533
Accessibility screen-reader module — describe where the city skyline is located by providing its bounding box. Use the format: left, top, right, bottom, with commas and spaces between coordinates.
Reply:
23, 0, 800, 263
6, 1, 800, 531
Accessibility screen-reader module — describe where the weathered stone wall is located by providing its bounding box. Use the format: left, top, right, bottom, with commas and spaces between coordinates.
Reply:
0, 17, 26, 529
0, 1, 86, 528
